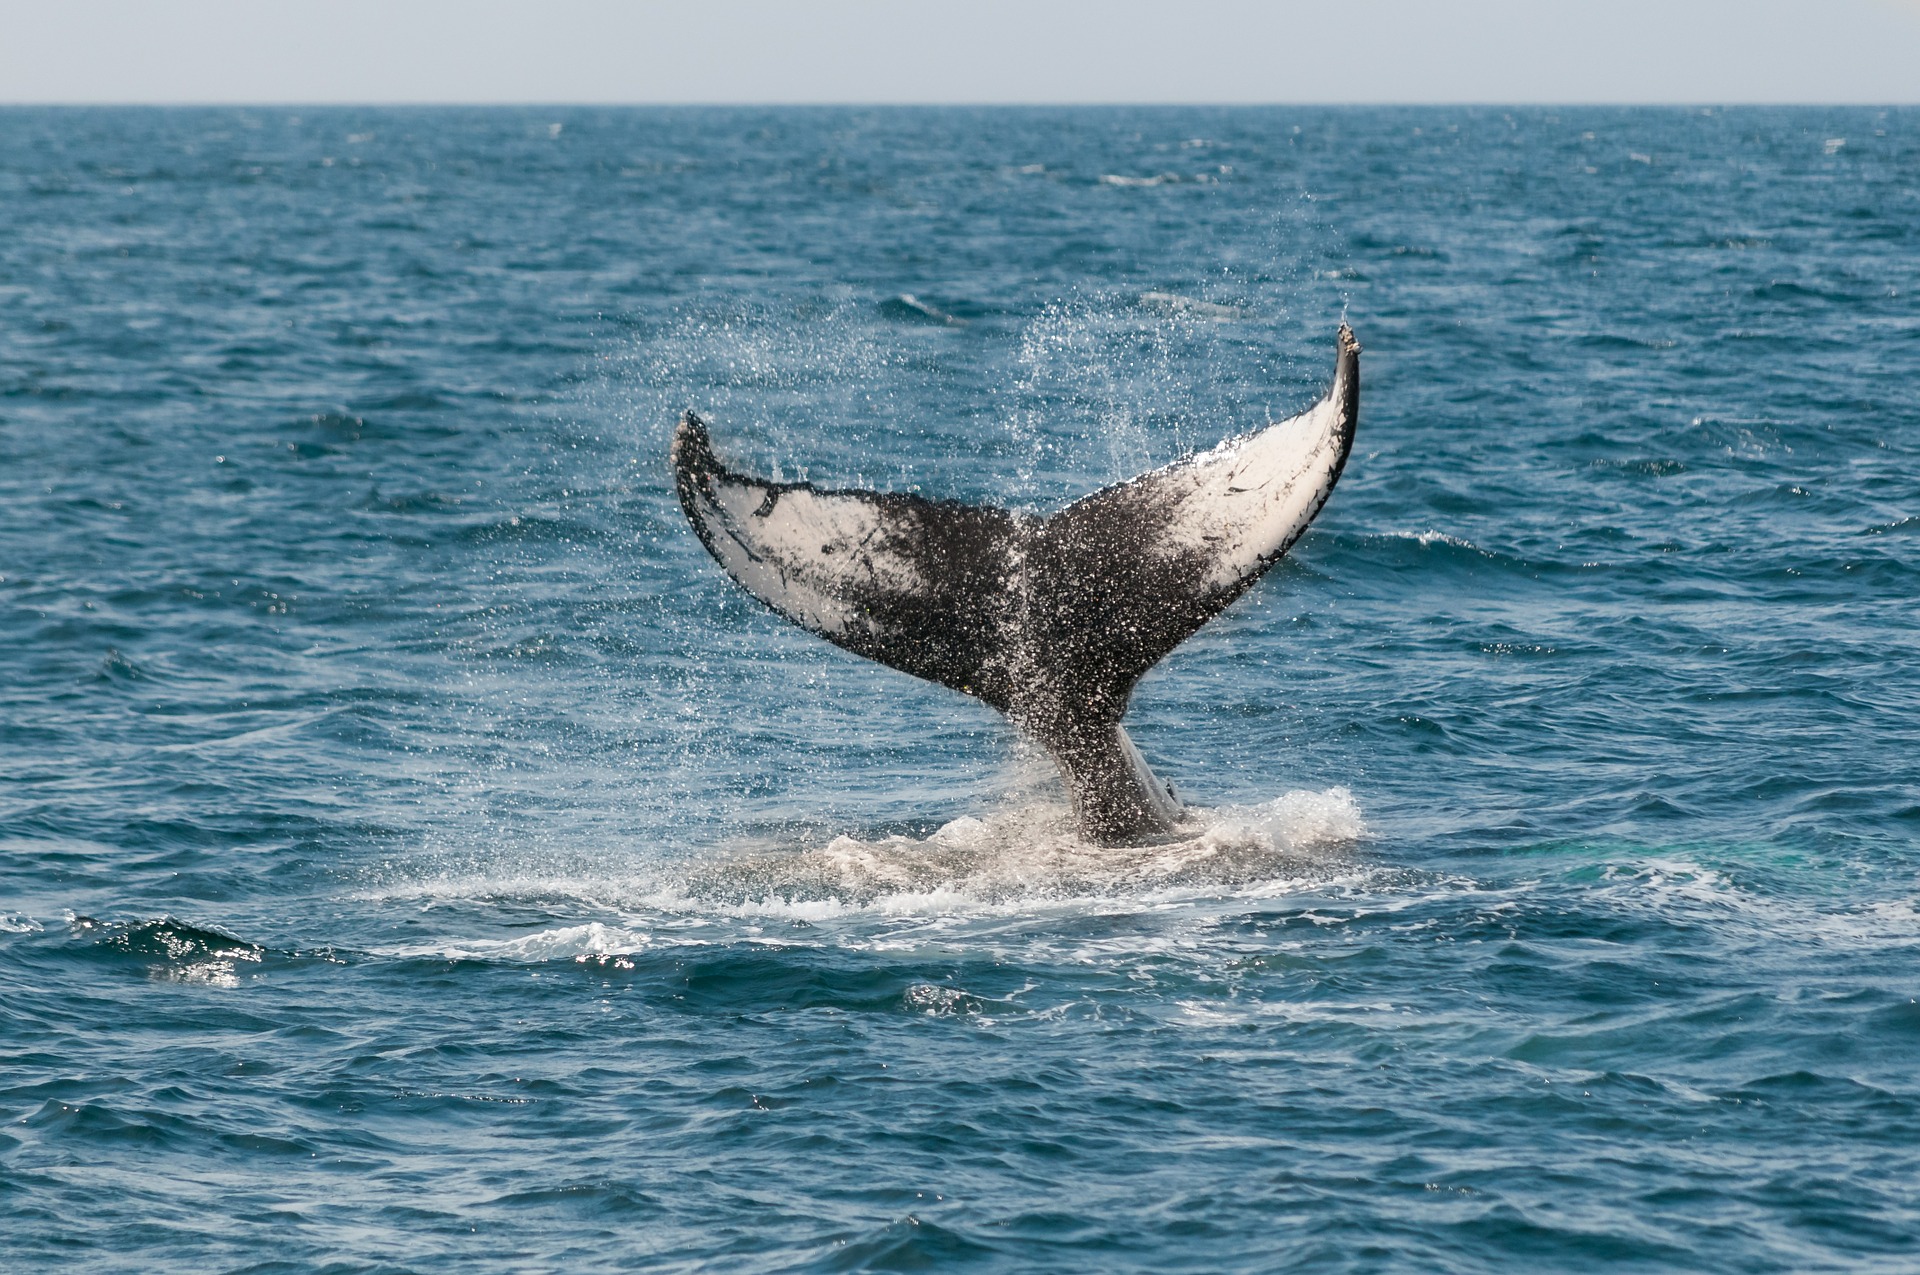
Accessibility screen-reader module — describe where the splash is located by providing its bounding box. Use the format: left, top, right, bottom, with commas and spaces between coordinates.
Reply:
688, 786, 1365, 913
369, 786, 1367, 943
68, 915, 266, 988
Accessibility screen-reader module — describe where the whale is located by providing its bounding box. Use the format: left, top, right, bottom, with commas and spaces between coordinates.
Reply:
672, 323, 1360, 845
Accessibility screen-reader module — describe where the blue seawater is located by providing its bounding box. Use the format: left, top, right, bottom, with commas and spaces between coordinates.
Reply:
3, 107, 1918, 1272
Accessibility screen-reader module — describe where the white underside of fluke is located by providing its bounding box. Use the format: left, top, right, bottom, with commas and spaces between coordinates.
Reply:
1144, 392, 1351, 588
688, 480, 929, 639
1064, 335, 1357, 592
686, 344, 1351, 629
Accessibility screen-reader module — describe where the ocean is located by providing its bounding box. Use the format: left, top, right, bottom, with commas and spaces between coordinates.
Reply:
2, 105, 1917, 1271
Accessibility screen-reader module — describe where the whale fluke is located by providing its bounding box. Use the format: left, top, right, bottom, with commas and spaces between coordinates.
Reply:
673, 324, 1360, 844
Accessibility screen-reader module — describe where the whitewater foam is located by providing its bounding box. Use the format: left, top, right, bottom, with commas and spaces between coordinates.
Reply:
363, 788, 1369, 958
658, 786, 1362, 912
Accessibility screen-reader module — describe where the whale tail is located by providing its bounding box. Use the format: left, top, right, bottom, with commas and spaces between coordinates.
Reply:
672, 324, 1360, 843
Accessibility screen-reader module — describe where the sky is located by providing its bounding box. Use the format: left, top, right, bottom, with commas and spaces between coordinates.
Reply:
0, 0, 1916, 105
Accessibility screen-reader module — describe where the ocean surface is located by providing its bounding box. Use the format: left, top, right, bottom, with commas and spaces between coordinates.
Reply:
2, 106, 1918, 1272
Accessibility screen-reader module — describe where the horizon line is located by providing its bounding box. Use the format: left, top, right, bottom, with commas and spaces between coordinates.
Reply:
2, 100, 1914, 110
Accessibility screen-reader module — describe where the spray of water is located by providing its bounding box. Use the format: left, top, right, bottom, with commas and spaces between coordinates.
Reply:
402, 261, 1359, 903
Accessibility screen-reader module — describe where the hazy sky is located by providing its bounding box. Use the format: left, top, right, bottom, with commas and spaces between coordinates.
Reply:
1, 0, 1917, 105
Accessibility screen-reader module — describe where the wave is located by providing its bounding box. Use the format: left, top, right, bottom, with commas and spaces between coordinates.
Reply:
877, 293, 967, 327
1317, 528, 1546, 580
1138, 291, 1248, 322
384, 920, 654, 965
65, 915, 269, 987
